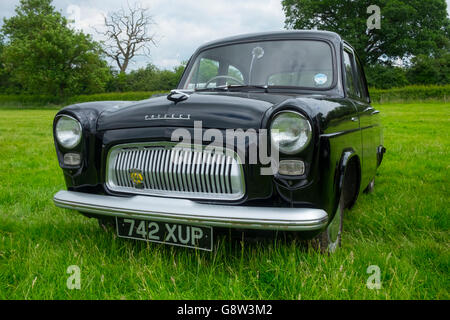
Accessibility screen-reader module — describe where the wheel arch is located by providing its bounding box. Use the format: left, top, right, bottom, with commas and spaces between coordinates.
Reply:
334, 148, 361, 210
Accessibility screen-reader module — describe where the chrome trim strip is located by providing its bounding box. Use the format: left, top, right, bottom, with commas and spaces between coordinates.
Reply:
54, 191, 328, 231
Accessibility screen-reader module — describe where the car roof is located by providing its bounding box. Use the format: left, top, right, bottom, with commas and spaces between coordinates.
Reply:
196, 30, 343, 51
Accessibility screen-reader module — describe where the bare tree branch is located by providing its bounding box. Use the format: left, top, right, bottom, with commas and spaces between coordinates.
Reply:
95, 2, 157, 73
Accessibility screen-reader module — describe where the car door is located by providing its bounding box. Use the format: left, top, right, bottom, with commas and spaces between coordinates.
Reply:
343, 45, 381, 190
339, 45, 363, 169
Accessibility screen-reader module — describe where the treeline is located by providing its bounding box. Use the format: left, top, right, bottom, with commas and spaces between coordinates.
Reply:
105, 64, 185, 93
0, 0, 449, 98
0, 61, 185, 96
365, 54, 450, 89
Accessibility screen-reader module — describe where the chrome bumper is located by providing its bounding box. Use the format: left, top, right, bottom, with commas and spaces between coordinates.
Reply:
53, 190, 328, 231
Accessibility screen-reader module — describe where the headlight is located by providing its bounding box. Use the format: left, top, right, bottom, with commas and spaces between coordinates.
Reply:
270, 111, 312, 154
55, 115, 82, 149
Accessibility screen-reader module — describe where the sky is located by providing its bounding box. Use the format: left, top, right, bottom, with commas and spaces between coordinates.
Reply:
0, 0, 285, 71
0, 0, 449, 71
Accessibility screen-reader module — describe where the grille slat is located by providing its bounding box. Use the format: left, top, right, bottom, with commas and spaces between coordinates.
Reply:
219, 154, 226, 194
121, 152, 128, 187
204, 153, 212, 193
158, 150, 165, 190
171, 149, 179, 191
149, 149, 156, 189
153, 150, 160, 190
124, 151, 130, 187
106, 143, 245, 200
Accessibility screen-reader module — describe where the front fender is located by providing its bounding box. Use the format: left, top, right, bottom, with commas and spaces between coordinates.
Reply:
53, 101, 134, 190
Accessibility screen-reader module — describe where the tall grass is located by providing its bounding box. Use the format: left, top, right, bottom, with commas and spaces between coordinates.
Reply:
0, 102, 448, 299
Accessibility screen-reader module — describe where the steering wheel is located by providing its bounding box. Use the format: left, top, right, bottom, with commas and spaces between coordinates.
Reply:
204, 75, 245, 88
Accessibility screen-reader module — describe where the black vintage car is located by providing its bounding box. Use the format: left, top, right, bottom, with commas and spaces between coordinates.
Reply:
53, 31, 385, 252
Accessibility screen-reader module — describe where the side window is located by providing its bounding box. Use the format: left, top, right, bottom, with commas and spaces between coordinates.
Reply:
228, 65, 244, 83
354, 56, 369, 102
343, 50, 358, 98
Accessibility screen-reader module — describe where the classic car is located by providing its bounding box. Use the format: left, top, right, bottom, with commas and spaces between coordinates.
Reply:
53, 30, 385, 253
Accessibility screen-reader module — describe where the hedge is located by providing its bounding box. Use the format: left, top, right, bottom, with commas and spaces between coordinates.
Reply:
0, 91, 168, 106
369, 85, 450, 103
0, 85, 448, 106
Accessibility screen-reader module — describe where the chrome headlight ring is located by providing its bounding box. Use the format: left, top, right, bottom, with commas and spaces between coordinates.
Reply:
270, 111, 312, 155
55, 115, 82, 149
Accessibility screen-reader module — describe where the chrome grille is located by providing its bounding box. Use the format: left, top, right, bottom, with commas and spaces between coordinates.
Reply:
105, 142, 245, 200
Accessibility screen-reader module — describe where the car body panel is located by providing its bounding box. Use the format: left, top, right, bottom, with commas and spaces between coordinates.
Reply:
52, 31, 384, 237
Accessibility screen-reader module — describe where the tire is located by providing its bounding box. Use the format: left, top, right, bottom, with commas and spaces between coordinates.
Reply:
310, 193, 344, 254
364, 178, 375, 194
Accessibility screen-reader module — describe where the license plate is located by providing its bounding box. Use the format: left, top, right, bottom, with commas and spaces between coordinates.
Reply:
115, 217, 213, 251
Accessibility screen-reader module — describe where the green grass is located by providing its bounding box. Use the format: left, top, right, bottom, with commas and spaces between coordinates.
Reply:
0, 102, 448, 299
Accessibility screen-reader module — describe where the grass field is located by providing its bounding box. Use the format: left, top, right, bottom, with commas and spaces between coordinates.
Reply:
0, 102, 448, 299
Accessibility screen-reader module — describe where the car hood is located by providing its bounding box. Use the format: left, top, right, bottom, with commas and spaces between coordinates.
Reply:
96, 92, 295, 131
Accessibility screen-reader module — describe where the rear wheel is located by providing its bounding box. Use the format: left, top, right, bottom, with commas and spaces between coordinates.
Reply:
310, 194, 344, 253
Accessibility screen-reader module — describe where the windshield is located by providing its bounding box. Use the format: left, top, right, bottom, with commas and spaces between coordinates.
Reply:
181, 40, 334, 91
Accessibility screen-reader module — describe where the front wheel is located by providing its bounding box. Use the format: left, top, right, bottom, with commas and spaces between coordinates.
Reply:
311, 194, 344, 253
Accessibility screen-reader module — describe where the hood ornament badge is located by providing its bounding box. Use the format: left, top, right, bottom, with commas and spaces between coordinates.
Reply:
145, 113, 191, 121
167, 89, 191, 103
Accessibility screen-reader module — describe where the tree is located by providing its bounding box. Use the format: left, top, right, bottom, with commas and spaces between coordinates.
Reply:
282, 0, 450, 66
97, 3, 157, 74
106, 63, 185, 92
0, 34, 15, 93
1, 0, 110, 97
407, 53, 450, 85
365, 64, 409, 89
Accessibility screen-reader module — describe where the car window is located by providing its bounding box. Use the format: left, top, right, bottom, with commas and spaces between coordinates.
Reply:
354, 55, 368, 101
268, 70, 332, 87
183, 40, 334, 90
343, 50, 358, 97
189, 58, 219, 89
228, 65, 244, 83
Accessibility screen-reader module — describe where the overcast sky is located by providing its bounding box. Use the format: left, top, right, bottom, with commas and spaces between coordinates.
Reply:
0, 0, 285, 71
1, 0, 449, 71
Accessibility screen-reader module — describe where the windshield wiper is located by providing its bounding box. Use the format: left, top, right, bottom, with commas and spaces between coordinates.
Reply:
226, 84, 268, 92
194, 85, 230, 92
195, 84, 269, 92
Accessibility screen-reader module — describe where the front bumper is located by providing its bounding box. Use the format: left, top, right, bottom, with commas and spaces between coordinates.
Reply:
53, 190, 328, 231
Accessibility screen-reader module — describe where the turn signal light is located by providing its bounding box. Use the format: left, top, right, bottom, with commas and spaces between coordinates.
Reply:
278, 160, 305, 176
64, 153, 81, 166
